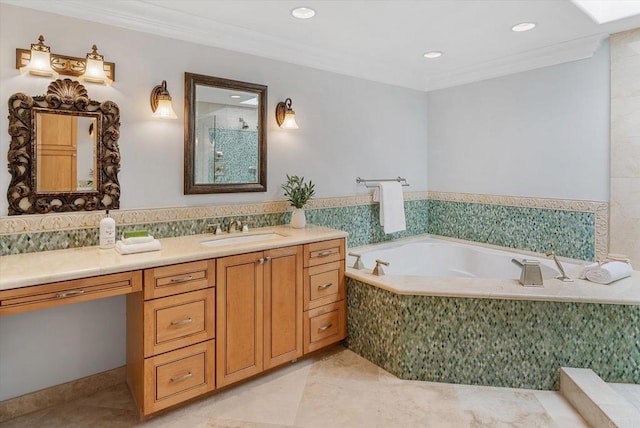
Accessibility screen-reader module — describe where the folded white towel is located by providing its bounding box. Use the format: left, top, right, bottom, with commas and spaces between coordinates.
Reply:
115, 239, 161, 255
378, 182, 406, 234
582, 261, 633, 285
575, 262, 599, 280
120, 235, 154, 245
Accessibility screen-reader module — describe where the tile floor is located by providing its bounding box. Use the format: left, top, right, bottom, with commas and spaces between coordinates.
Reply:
1, 347, 588, 427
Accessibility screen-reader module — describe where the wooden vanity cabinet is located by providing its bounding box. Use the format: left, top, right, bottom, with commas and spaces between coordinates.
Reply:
216, 245, 303, 388
127, 260, 216, 416
124, 236, 346, 417
302, 239, 347, 354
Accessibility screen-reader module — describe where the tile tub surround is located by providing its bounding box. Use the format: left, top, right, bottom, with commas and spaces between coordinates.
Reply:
346, 278, 640, 390
427, 192, 608, 261
0, 193, 428, 256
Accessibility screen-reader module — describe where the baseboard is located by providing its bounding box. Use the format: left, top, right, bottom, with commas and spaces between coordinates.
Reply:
0, 366, 125, 423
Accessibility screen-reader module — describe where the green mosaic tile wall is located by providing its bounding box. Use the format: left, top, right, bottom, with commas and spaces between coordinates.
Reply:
427, 199, 595, 261
0, 199, 428, 255
346, 278, 640, 390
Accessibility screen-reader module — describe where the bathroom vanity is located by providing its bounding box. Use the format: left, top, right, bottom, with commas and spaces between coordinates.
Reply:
0, 225, 348, 417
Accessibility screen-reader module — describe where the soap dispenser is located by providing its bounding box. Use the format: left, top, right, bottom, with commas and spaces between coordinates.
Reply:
99, 210, 116, 249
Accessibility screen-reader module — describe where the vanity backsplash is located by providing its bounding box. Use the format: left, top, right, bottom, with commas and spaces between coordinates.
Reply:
0, 193, 429, 256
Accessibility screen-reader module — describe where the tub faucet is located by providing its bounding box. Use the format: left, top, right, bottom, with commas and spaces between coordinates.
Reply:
348, 252, 365, 270
511, 259, 543, 286
545, 251, 573, 282
373, 259, 389, 276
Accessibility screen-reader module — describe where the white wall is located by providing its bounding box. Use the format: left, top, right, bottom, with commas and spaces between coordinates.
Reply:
0, 4, 429, 217
427, 40, 610, 201
0, 4, 428, 400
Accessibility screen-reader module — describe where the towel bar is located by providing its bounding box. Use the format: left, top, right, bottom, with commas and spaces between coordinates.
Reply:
356, 176, 409, 188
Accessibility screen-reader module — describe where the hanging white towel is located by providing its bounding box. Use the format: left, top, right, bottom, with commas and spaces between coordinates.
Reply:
582, 261, 633, 285
378, 182, 406, 234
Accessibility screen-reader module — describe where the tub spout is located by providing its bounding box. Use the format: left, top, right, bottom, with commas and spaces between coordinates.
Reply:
512, 258, 543, 286
545, 251, 574, 282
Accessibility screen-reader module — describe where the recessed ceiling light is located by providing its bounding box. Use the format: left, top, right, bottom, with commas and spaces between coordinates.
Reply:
230, 95, 241, 99
291, 7, 316, 19
423, 51, 443, 59
511, 22, 536, 32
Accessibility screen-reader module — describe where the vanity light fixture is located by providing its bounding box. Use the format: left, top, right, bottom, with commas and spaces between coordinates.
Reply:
150, 80, 178, 119
19, 35, 58, 77
511, 22, 536, 32
78, 45, 112, 85
275, 98, 299, 129
16, 35, 115, 82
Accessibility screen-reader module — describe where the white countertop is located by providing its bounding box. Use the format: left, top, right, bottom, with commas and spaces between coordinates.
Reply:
0, 225, 348, 291
346, 267, 640, 306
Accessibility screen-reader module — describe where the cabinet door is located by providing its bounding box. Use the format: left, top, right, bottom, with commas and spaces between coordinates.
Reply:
216, 252, 264, 387
264, 246, 303, 370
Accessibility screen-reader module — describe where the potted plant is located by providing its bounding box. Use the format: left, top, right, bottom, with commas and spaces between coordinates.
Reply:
281, 174, 315, 228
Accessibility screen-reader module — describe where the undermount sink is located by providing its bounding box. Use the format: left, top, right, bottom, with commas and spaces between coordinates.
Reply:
200, 232, 285, 247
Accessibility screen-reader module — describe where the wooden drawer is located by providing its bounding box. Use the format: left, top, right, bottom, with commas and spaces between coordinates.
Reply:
144, 260, 214, 300
304, 239, 345, 268
143, 340, 215, 414
304, 261, 345, 311
303, 300, 346, 354
144, 288, 215, 357
0, 270, 142, 316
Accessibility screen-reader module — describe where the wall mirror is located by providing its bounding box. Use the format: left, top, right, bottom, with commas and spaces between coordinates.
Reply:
7, 79, 120, 215
184, 72, 267, 194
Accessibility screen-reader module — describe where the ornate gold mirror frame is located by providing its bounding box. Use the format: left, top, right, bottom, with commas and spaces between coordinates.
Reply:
7, 79, 121, 215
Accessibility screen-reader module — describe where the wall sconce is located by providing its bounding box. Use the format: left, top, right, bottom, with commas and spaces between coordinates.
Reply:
16, 35, 115, 83
275, 98, 299, 129
19, 35, 58, 77
78, 45, 112, 85
150, 80, 178, 119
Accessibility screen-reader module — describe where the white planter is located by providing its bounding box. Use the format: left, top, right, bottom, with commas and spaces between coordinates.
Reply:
290, 208, 306, 228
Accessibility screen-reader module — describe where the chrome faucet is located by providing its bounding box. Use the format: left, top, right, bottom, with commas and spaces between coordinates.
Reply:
227, 219, 242, 233
545, 251, 573, 282
511, 259, 543, 286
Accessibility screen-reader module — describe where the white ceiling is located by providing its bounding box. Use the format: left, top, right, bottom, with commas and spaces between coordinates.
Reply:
4, 0, 640, 91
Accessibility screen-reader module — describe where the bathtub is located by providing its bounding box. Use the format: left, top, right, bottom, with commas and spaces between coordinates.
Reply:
353, 236, 574, 280
344, 235, 640, 390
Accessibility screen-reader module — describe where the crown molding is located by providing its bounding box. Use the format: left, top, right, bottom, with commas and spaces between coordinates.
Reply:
424, 33, 608, 91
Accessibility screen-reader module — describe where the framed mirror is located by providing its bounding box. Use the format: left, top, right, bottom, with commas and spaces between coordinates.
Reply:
184, 73, 267, 194
7, 79, 120, 215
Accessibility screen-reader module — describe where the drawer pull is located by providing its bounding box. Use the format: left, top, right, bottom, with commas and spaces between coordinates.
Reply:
317, 282, 333, 290
170, 317, 193, 326
170, 371, 193, 383
316, 251, 334, 258
170, 276, 194, 284
55, 289, 85, 299
258, 258, 265, 264
318, 323, 333, 332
